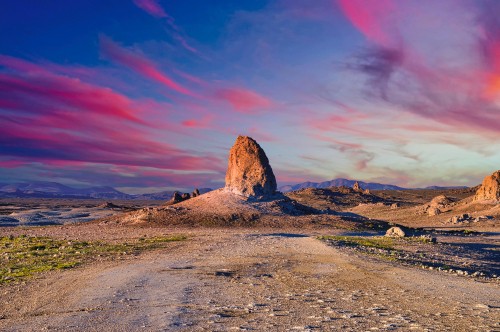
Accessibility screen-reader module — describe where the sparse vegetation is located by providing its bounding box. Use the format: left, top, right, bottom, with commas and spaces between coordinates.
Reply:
318, 235, 396, 250
0, 235, 186, 284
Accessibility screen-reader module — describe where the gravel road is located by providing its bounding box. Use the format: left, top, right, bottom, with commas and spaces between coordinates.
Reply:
1, 230, 498, 331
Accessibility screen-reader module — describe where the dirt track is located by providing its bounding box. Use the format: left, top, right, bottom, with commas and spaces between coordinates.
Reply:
1, 229, 499, 331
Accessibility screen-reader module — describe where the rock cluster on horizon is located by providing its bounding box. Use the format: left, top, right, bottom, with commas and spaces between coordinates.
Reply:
225, 136, 277, 198
166, 188, 202, 205
474, 170, 500, 202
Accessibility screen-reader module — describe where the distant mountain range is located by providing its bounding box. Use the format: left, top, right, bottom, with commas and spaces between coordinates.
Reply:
0, 182, 211, 200
0, 180, 467, 199
278, 178, 405, 192
278, 178, 468, 192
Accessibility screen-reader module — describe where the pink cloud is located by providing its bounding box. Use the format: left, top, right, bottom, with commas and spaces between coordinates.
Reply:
133, 0, 167, 18
181, 115, 213, 129
0, 56, 223, 173
337, 0, 396, 46
0, 160, 29, 168
0, 56, 143, 124
214, 88, 272, 113
100, 36, 195, 96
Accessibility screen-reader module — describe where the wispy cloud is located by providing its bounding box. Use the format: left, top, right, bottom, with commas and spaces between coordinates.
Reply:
100, 36, 195, 96
133, 0, 167, 18
132, 0, 201, 55
338, 0, 500, 138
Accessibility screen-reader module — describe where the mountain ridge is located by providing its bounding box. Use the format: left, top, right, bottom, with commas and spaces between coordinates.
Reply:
279, 178, 468, 192
0, 182, 212, 200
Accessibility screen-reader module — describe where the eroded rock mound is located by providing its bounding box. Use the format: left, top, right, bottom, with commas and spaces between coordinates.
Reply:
474, 170, 500, 202
430, 195, 452, 208
225, 136, 277, 198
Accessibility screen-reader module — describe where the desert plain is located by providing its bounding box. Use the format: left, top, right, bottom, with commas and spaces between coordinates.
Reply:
0, 137, 499, 332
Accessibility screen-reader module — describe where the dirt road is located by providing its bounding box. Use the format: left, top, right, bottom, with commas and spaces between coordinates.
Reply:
1, 230, 498, 331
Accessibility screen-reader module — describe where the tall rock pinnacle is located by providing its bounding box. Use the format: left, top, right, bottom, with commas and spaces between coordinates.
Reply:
225, 136, 277, 198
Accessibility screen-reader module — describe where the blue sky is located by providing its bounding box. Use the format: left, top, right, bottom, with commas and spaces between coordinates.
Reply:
1, 0, 499, 193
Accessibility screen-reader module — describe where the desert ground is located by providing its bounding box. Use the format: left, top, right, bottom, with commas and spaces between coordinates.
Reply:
0, 187, 499, 331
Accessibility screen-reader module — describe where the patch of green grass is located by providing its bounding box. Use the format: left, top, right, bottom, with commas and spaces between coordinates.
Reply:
318, 235, 396, 250
0, 235, 186, 284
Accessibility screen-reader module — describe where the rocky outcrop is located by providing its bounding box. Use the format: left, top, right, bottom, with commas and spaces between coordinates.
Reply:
192, 188, 200, 197
474, 170, 500, 202
224, 136, 277, 198
427, 207, 441, 216
429, 195, 452, 208
419, 195, 453, 216
353, 181, 362, 192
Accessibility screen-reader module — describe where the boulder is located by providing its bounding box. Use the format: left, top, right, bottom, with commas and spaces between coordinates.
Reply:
181, 193, 191, 200
224, 136, 277, 198
474, 170, 500, 202
391, 203, 400, 209
192, 188, 200, 197
353, 181, 362, 192
385, 226, 405, 238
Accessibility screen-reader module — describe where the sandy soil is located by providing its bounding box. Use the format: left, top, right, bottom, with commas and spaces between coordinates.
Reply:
1, 227, 498, 331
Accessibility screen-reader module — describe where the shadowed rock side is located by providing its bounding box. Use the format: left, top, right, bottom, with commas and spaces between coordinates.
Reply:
475, 170, 500, 202
225, 136, 277, 199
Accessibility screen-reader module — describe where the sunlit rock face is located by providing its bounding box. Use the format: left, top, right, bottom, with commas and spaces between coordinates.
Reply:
224, 136, 277, 198
474, 170, 500, 202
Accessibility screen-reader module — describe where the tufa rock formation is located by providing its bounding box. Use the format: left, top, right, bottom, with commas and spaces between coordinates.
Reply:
170, 192, 183, 204
474, 170, 500, 202
166, 189, 202, 205
353, 181, 362, 192
225, 136, 277, 198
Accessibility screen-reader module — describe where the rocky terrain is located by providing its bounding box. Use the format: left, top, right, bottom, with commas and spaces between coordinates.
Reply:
0, 199, 160, 227
0, 227, 498, 331
0, 137, 498, 331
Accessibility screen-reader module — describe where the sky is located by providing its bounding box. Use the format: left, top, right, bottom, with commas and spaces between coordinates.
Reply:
1, 0, 499, 194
